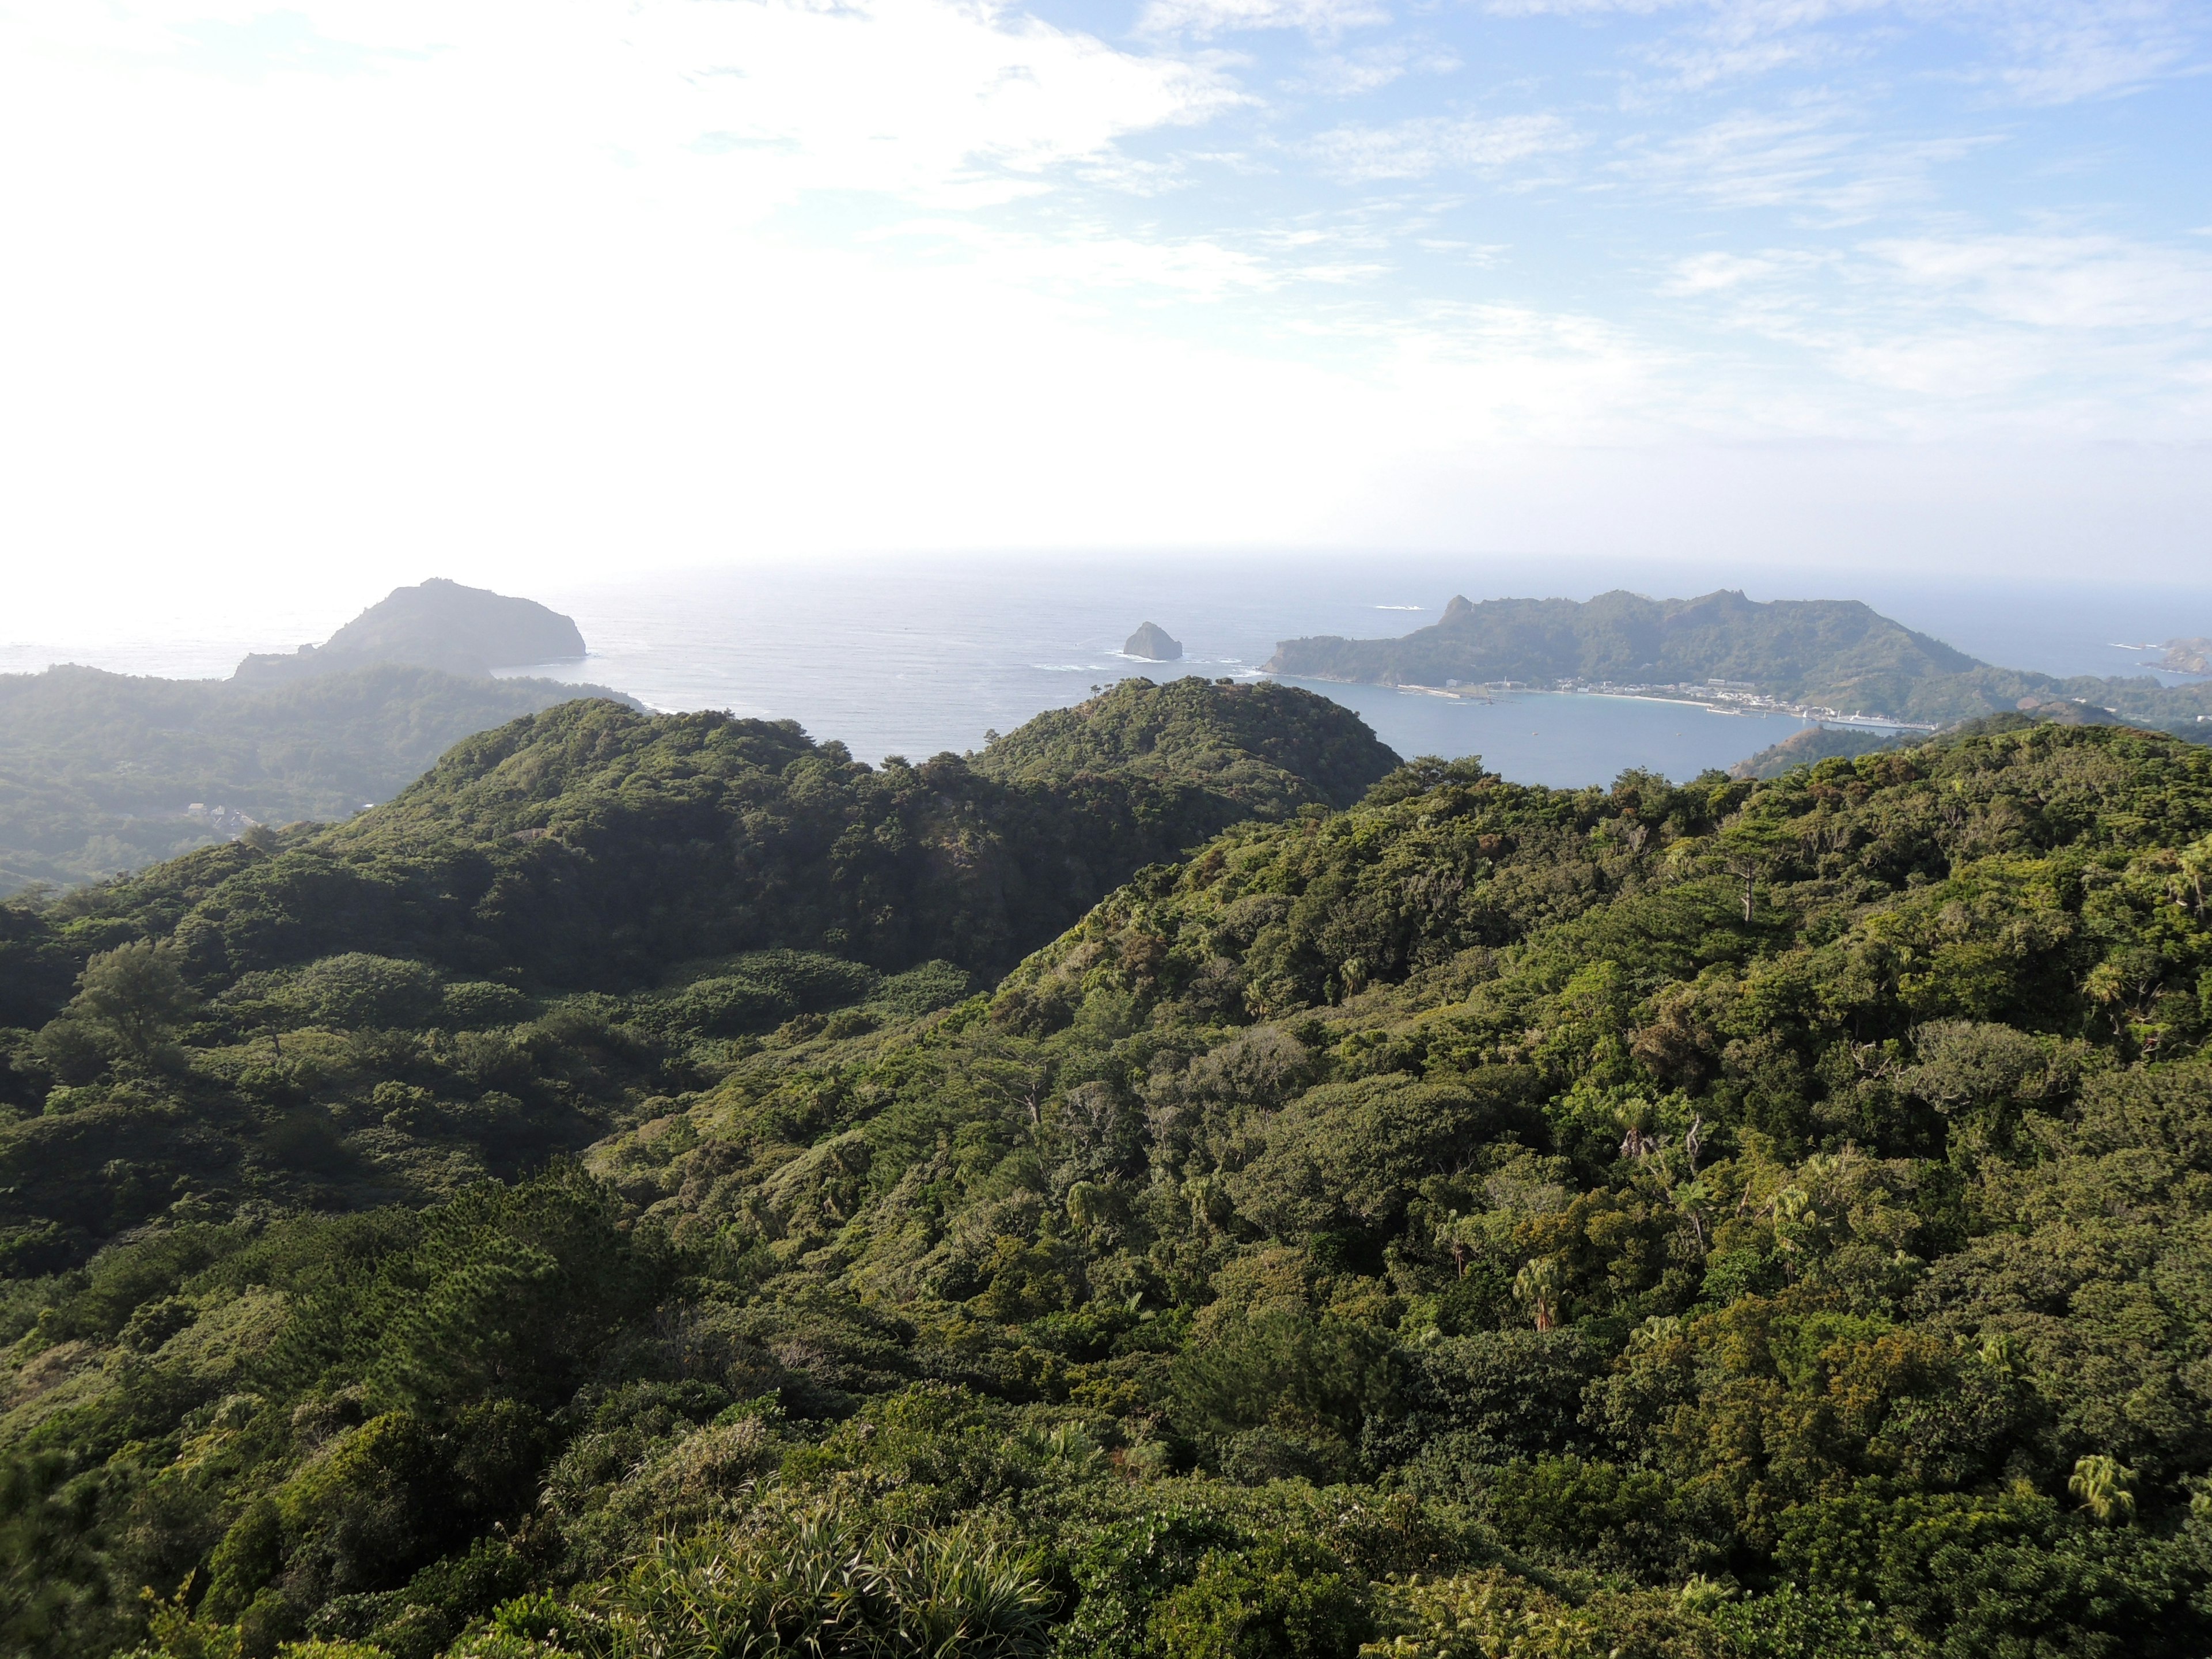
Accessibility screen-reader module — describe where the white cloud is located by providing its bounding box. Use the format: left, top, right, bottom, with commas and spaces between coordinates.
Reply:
1137, 0, 1391, 40
1866, 235, 2212, 330
1662, 250, 1808, 291
1304, 111, 1575, 181
1974, 0, 2202, 104
5, 0, 1236, 212
1480, 0, 2206, 104
1617, 103, 1998, 223
0, 0, 2207, 597
1297, 39, 1464, 95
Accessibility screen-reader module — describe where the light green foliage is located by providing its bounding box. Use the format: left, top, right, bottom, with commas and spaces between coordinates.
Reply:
7, 720, 2212, 1659
599, 1515, 1054, 1658
58, 940, 199, 1062
2070, 1456, 2139, 1526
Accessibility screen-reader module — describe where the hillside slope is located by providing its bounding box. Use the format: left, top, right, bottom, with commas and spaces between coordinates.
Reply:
1, 677, 1396, 1018
0, 664, 634, 895
4, 723, 2211, 1659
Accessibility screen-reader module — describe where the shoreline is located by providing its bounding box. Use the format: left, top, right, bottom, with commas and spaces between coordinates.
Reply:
1275, 674, 1933, 732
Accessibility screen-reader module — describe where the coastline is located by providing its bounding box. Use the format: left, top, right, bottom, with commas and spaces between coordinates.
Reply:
1272, 673, 1931, 733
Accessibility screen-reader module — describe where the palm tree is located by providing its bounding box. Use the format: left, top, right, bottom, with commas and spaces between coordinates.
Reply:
2069, 1455, 2138, 1525
1514, 1256, 1567, 1332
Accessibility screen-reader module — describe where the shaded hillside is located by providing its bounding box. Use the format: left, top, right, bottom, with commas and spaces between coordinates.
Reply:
0, 664, 634, 895
234, 577, 588, 684
0, 678, 1397, 1020
1272, 588, 2212, 736
4, 722, 2212, 1659
1729, 723, 1904, 779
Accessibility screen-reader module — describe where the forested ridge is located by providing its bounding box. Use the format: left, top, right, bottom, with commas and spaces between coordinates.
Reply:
3, 702, 2211, 1659
1269, 589, 2212, 736
0, 665, 636, 896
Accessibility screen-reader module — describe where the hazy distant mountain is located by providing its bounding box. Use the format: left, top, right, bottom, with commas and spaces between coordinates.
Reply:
1269, 588, 2212, 736
0, 662, 635, 894
233, 577, 587, 684
1269, 590, 1976, 709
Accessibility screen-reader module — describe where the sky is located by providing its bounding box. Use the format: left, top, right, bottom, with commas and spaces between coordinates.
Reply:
2, 0, 2209, 633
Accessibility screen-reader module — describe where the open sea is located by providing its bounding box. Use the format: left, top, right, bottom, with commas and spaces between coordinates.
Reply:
6, 555, 2209, 790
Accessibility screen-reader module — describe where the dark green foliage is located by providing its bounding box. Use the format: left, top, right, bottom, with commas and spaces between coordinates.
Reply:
975, 676, 1399, 816
1730, 724, 1906, 779
5, 678, 1396, 1007
1148, 1536, 1370, 1659
5, 718, 2212, 1659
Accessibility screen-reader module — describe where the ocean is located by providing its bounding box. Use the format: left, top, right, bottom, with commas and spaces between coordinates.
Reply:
6, 555, 2209, 789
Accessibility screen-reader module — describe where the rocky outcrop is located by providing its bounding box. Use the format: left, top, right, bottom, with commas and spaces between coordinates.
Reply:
2158, 638, 2211, 676
234, 578, 586, 684
1125, 622, 1183, 661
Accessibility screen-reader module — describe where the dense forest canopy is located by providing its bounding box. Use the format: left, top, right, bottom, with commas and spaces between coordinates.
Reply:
0, 678, 1395, 1015
0, 676, 1395, 1260
1269, 589, 2212, 735
3, 698, 2211, 1659
0, 665, 635, 896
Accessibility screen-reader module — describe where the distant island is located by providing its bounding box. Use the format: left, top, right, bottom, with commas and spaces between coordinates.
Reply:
1125, 620, 1183, 661
0, 579, 631, 893
233, 577, 587, 684
1268, 589, 2212, 740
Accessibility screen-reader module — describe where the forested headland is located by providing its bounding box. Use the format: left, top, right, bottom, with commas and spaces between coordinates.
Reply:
1268, 590, 2212, 736
0, 665, 635, 896
0, 581, 625, 896
3, 682, 2211, 1659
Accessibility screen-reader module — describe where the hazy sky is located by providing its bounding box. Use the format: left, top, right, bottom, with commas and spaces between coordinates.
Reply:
3, 0, 2209, 625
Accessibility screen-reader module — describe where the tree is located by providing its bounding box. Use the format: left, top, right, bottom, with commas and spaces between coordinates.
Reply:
2069, 1456, 2138, 1526
58, 940, 198, 1065
1514, 1256, 1568, 1332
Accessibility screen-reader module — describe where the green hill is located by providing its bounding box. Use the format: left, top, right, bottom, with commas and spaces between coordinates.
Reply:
5, 715, 2212, 1659
0, 677, 1393, 1002
0, 663, 637, 895
1268, 588, 2212, 736
1268, 590, 1976, 701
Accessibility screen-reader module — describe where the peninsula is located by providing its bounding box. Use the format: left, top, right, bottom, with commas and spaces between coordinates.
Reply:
0, 579, 628, 893
1268, 589, 2212, 738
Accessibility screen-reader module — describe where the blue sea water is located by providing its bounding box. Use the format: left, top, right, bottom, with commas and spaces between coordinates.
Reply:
9, 554, 2208, 790
501, 556, 2209, 787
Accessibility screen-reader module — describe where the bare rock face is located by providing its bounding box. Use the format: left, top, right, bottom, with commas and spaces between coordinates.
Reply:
2158, 638, 2211, 676
1125, 621, 1183, 661
234, 578, 587, 684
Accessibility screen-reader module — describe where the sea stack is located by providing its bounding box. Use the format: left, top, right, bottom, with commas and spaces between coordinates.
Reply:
1125, 622, 1183, 661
